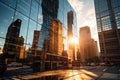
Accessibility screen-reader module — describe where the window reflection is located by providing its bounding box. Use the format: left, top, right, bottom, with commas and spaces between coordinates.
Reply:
112, 0, 120, 8
0, 0, 16, 9
37, 0, 42, 24
0, 39, 5, 50
30, 0, 38, 21
0, 2, 14, 41
17, 0, 31, 17
26, 19, 36, 49
15, 12, 28, 45
0, 0, 77, 52
37, 23, 42, 30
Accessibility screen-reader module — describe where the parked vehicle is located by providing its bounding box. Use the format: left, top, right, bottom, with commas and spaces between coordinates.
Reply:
7, 62, 22, 67
99, 62, 106, 66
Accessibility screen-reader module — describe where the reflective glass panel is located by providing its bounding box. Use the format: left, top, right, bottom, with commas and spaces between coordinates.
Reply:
17, 0, 31, 17
26, 19, 36, 49
0, 0, 16, 9
0, 2, 14, 49
15, 12, 29, 45
30, 0, 39, 21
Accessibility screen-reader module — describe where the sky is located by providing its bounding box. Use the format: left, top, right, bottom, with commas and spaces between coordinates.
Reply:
68, 0, 100, 51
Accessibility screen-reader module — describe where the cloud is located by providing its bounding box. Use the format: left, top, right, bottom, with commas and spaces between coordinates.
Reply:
68, 0, 84, 36
68, 0, 84, 14
68, 0, 97, 35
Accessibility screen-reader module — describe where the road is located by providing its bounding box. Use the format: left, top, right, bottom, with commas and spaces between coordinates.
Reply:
1, 66, 120, 80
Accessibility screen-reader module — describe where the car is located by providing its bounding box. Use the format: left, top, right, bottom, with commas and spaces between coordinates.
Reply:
99, 62, 106, 66
90, 63, 96, 66
7, 62, 22, 67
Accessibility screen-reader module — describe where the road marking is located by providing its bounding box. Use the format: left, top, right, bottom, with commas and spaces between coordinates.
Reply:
103, 68, 107, 72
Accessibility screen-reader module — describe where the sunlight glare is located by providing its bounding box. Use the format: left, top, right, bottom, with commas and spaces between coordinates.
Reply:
70, 36, 78, 44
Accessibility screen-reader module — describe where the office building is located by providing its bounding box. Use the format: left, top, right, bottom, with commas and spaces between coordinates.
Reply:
38, 0, 59, 50
79, 26, 99, 62
42, 19, 63, 55
67, 11, 74, 61
0, 0, 76, 52
18, 36, 25, 59
3, 19, 22, 58
94, 0, 120, 62
0, 0, 77, 66
49, 19, 63, 55
32, 30, 40, 49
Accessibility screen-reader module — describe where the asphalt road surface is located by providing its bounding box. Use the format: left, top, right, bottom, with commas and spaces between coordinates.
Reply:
1, 66, 120, 80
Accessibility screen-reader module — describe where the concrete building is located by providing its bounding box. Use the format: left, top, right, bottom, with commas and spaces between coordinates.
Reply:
94, 0, 120, 63
79, 26, 99, 62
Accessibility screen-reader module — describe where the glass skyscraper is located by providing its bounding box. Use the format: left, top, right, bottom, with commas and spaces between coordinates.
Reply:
94, 0, 120, 62
0, 0, 76, 57
38, 0, 59, 50
38, 0, 77, 51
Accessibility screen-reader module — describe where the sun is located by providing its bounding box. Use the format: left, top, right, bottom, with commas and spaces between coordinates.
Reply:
70, 36, 79, 44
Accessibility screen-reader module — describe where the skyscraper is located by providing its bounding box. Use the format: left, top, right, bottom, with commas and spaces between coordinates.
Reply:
3, 19, 22, 58
38, 0, 59, 50
49, 19, 63, 55
32, 30, 40, 49
67, 11, 74, 61
67, 11, 73, 48
28, 30, 40, 56
94, 0, 120, 62
79, 26, 99, 62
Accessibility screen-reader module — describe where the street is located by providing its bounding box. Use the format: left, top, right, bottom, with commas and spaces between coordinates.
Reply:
1, 66, 120, 80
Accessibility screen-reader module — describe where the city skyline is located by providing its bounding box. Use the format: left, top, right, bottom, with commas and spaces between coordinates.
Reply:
1, 1, 120, 79
0, 0, 77, 51
0, 0, 97, 50
68, 0, 99, 51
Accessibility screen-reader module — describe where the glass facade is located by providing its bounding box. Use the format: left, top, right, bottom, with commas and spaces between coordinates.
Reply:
0, 0, 76, 54
94, 0, 120, 32
38, 0, 77, 50
94, 0, 120, 62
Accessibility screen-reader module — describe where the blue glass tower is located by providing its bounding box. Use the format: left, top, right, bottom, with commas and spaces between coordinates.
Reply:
38, 0, 59, 50
94, 0, 120, 62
